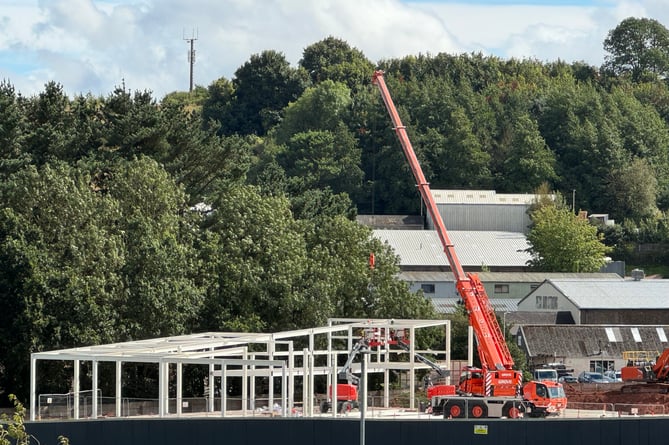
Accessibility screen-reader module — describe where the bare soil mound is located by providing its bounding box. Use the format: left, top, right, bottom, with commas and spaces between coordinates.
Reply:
564, 383, 669, 415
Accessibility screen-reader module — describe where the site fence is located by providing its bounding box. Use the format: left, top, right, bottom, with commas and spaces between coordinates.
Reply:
38, 391, 666, 420
37, 392, 302, 419
566, 401, 665, 417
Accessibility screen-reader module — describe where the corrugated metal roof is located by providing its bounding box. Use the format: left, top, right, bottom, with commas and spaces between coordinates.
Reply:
356, 214, 424, 229
541, 279, 669, 309
476, 272, 623, 282
399, 271, 456, 282
399, 271, 622, 283
430, 189, 548, 205
521, 324, 669, 359
432, 298, 520, 314
374, 229, 531, 267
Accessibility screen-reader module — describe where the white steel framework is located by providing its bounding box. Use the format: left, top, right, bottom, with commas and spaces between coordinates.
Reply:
30, 318, 450, 421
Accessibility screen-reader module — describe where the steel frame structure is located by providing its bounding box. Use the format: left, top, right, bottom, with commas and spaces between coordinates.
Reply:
30, 318, 450, 421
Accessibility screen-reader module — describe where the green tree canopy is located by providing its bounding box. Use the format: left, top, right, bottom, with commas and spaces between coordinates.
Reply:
603, 17, 669, 81
300, 36, 375, 91
231, 50, 310, 135
526, 202, 611, 272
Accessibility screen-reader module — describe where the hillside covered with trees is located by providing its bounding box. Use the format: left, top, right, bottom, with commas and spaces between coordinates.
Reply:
2, 17, 669, 402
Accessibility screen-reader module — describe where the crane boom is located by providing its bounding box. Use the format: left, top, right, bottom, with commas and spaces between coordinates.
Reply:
372, 70, 514, 373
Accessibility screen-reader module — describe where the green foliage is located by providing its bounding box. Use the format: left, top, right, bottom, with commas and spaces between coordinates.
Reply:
0, 395, 68, 445
300, 37, 375, 91
272, 80, 353, 145
604, 157, 659, 222
604, 17, 669, 81
201, 77, 236, 135
231, 50, 310, 135
527, 203, 612, 272
7, 31, 669, 404
161, 85, 208, 110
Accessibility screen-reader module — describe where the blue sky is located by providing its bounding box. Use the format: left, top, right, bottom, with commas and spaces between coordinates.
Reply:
0, 0, 664, 98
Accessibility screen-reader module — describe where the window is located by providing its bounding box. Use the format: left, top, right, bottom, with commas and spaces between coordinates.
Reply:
494, 284, 509, 294
590, 360, 614, 373
421, 283, 435, 294
535, 295, 557, 310
605, 327, 618, 342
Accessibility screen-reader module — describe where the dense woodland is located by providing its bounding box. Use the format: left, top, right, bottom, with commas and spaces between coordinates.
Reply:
2, 17, 669, 403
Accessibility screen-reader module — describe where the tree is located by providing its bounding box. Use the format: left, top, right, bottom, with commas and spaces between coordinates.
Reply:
21, 82, 85, 165
0, 395, 68, 445
526, 203, 611, 272
421, 107, 491, 188
272, 80, 352, 145
0, 81, 29, 177
231, 50, 310, 135
201, 77, 237, 135
299, 214, 435, 322
0, 162, 127, 399
604, 157, 658, 223
537, 79, 626, 213
106, 157, 205, 339
0, 158, 204, 401
300, 37, 374, 91
100, 88, 170, 160
197, 185, 309, 332
160, 103, 251, 203
279, 127, 363, 196
603, 17, 669, 81
499, 114, 557, 192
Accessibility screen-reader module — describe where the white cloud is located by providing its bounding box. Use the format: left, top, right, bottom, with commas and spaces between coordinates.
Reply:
0, 0, 668, 98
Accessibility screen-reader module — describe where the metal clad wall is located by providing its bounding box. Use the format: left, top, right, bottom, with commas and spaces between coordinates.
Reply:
427, 204, 531, 233
25, 417, 669, 445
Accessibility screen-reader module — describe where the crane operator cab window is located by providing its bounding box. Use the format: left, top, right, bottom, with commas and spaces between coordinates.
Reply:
459, 369, 482, 383
535, 384, 547, 398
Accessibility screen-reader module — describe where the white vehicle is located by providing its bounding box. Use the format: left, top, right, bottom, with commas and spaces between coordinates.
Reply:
533, 369, 559, 383
603, 370, 622, 382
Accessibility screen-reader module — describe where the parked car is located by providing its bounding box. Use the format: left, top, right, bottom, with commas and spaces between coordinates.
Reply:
603, 370, 622, 382
577, 371, 611, 383
558, 375, 578, 383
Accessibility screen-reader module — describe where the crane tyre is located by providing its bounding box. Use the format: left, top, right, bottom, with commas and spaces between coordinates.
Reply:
469, 402, 488, 418
503, 401, 524, 419
320, 401, 330, 413
444, 400, 466, 418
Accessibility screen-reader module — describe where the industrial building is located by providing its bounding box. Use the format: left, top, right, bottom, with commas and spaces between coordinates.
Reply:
425, 189, 545, 234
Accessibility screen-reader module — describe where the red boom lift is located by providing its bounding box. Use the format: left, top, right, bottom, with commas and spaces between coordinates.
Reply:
372, 70, 566, 418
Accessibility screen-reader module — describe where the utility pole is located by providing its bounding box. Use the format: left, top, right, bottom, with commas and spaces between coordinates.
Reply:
183, 29, 198, 92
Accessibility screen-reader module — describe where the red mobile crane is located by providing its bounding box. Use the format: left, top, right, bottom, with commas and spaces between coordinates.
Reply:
372, 71, 566, 418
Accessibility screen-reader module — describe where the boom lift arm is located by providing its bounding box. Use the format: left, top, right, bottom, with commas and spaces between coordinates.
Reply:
396, 340, 449, 379
337, 339, 369, 385
372, 70, 513, 374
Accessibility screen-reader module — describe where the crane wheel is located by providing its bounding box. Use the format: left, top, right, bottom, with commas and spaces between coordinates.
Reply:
503, 401, 524, 419
469, 402, 487, 418
444, 401, 466, 418
320, 401, 330, 413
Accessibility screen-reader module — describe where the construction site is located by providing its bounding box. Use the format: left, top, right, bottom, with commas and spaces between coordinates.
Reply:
29, 71, 669, 424
25, 320, 669, 445
19, 70, 669, 445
